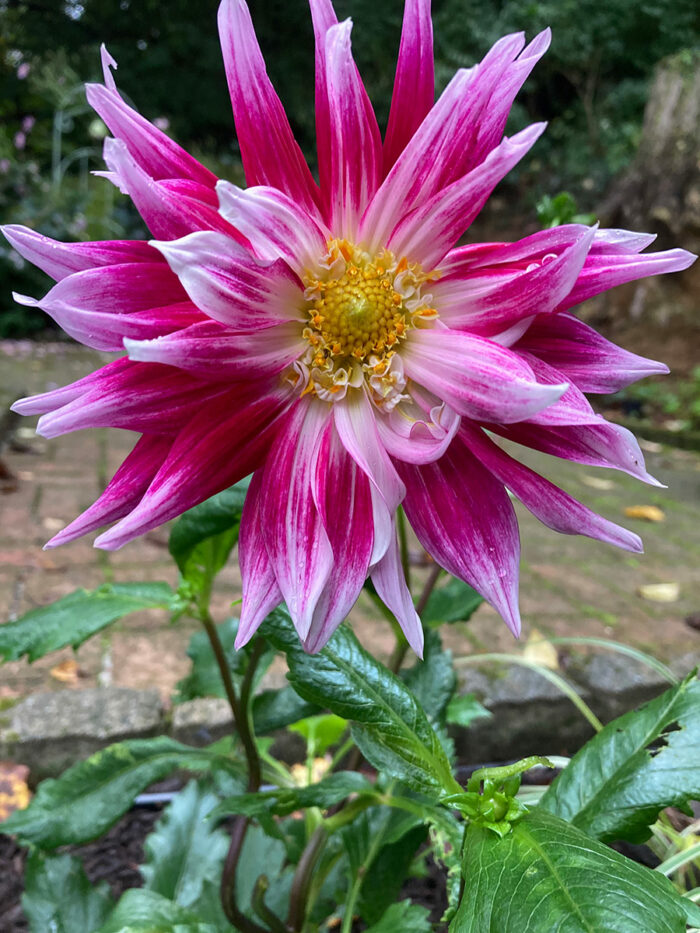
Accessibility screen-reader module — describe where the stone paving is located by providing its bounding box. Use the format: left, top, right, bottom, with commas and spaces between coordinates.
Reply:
1, 341, 699, 704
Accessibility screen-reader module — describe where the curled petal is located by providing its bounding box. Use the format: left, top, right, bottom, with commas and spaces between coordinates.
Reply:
1, 224, 157, 281
397, 438, 522, 636
383, 0, 434, 174
216, 182, 330, 276
433, 225, 595, 336
124, 320, 305, 381
376, 393, 460, 465
388, 123, 546, 268
259, 399, 334, 640
516, 313, 668, 393
217, 0, 319, 213
462, 424, 643, 553
151, 231, 303, 331
46, 434, 173, 548
402, 328, 566, 424
95, 381, 294, 549
237, 470, 283, 649
324, 20, 382, 237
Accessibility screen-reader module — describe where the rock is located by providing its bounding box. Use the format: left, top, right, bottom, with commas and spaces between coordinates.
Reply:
0, 687, 162, 779
571, 653, 670, 721
171, 698, 233, 747
451, 665, 596, 765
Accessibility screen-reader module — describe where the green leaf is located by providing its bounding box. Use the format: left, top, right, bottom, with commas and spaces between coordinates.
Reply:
168, 480, 249, 591
540, 674, 700, 843
262, 610, 459, 797
451, 807, 696, 932
0, 582, 173, 663
140, 781, 229, 909
289, 713, 347, 755
421, 576, 483, 627
365, 900, 432, 933
96, 889, 217, 933
401, 630, 455, 723
252, 686, 320, 734
358, 825, 427, 925
446, 692, 492, 728
22, 852, 113, 933
3, 737, 230, 848
235, 823, 294, 926
213, 771, 374, 820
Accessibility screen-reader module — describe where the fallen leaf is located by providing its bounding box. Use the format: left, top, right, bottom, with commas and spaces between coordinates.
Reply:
42, 517, 66, 532
49, 659, 80, 684
523, 628, 559, 670
624, 505, 666, 522
0, 761, 31, 821
581, 475, 615, 491
638, 582, 680, 603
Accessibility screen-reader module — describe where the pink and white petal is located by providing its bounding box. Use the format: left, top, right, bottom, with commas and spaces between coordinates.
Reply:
388, 124, 546, 268
11, 262, 191, 351
45, 434, 173, 548
402, 328, 566, 424
95, 381, 295, 550
370, 522, 424, 657
124, 320, 305, 381
324, 21, 382, 237
37, 363, 233, 438
469, 30, 551, 169
216, 182, 330, 275
375, 394, 460, 464
302, 421, 375, 653
259, 399, 334, 640
591, 229, 657, 254
103, 138, 234, 240
559, 246, 696, 311
11, 358, 132, 416
516, 313, 668, 393
151, 231, 304, 330
433, 226, 595, 335
461, 423, 642, 553
86, 58, 216, 186
360, 33, 527, 249
237, 470, 283, 649
383, 0, 434, 175
397, 439, 522, 636
217, 0, 320, 213
490, 419, 662, 487
517, 353, 602, 427
1, 224, 157, 281
309, 0, 340, 204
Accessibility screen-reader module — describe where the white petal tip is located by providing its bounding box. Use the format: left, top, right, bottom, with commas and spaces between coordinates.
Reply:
12, 292, 38, 307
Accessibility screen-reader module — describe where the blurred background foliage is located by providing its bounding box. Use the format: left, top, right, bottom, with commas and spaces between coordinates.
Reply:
0, 0, 698, 336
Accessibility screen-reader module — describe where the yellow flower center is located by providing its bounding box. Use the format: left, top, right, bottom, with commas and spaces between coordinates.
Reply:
298, 239, 437, 404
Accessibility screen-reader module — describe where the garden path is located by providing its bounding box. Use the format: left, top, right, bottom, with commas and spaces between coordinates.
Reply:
1, 341, 699, 703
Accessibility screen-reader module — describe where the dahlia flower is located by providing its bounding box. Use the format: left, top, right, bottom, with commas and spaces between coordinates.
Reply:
4, 0, 694, 656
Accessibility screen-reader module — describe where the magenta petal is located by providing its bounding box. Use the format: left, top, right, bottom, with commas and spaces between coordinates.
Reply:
323, 20, 382, 237
387, 123, 546, 268
125, 320, 305, 381
516, 313, 669, 393
151, 231, 303, 331
517, 353, 601, 427
402, 328, 567, 424
11, 359, 131, 416
1, 225, 157, 282
397, 438, 522, 636
370, 521, 424, 657
217, 0, 319, 214
46, 434, 172, 548
432, 226, 595, 336
462, 423, 643, 553
302, 420, 375, 653
237, 470, 283, 650
102, 138, 233, 240
13, 262, 190, 351
309, 0, 340, 207
95, 381, 294, 550
383, 0, 434, 175
259, 399, 334, 640
216, 182, 330, 275
85, 60, 216, 187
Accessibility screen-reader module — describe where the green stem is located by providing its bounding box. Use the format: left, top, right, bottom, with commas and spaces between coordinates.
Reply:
397, 506, 411, 593
287, 826, 328, 931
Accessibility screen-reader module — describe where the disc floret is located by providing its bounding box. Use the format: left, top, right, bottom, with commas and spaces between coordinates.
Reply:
300, 239, 436, 405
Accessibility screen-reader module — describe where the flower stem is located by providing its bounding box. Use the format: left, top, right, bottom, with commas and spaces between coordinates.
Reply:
287, 825, 328, 931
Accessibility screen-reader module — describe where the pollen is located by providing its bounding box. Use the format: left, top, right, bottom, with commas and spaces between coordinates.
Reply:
305, 244, 408, 363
